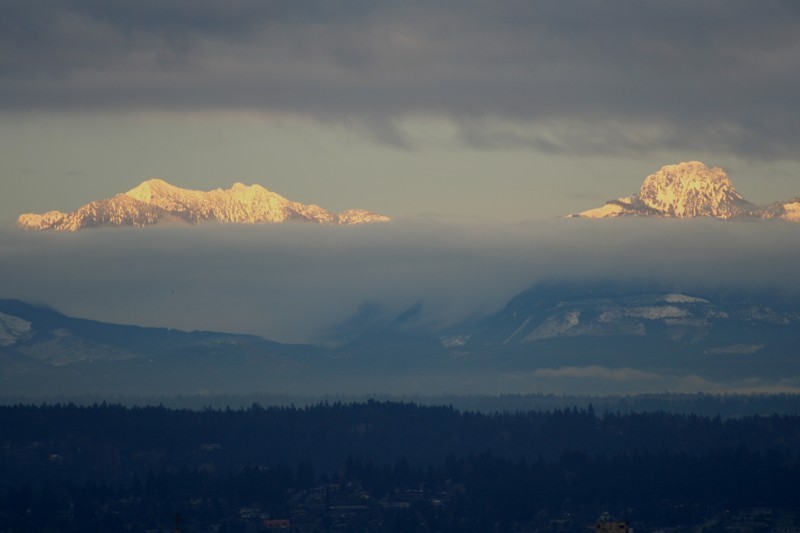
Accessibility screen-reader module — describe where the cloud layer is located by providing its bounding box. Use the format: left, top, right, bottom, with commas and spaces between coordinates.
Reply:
2, 1, 800, 156
1, 219, 799, 343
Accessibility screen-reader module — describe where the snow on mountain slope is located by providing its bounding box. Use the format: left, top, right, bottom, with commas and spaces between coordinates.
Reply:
637, 161, 754, 218
572, 161, 793, 221
454, 284, 800, 351
781, 201, 800, 222
18, 179, 390, 231
0, 312, 32, 346
760, 198, 800, 222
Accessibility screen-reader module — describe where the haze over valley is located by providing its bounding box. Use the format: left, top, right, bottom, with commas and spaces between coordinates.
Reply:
3, 157, 800, 399
3, 160, 800, 397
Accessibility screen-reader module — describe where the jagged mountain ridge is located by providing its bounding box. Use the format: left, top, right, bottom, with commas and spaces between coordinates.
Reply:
573, 161, 800, 221
17, 179, 391, 231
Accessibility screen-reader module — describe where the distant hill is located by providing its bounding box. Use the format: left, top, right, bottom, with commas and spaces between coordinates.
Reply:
3, 281, 800, 397
0, 298, 324, 396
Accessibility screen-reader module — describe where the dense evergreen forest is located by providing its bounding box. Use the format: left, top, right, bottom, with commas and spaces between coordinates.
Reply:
1, 401, 800, 532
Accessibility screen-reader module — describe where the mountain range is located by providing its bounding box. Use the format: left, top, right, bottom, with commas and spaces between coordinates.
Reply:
16, 162, 800, 230
3, 282, 799, 396
571, 161, 800, 221
17, 179, 391, 231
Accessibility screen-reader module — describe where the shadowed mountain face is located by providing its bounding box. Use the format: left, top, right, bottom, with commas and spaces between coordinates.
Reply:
456, 283, 798, 347
17, 179, 391, 231
573, 161, 800, 221
0, 299, 326, 395
449, 284, 800, 369
4, 279, 800, 397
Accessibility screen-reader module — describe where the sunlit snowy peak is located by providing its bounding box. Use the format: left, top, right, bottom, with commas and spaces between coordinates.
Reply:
572, 161, 798, 221
17, 179, 391, 231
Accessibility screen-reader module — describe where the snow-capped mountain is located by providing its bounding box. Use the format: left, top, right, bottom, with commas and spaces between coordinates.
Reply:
17, 179, 391, 231
572, 161, 798, 221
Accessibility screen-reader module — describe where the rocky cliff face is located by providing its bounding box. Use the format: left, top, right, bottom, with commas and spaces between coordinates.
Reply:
18, 179, 391, 231
636, 161, 755, 218
573, 161, 796, 221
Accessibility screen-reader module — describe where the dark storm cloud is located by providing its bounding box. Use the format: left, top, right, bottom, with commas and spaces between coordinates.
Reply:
1, 219, 799, 343
1, 1, 799, 157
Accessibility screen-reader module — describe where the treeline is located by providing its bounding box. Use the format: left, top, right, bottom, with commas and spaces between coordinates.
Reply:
6, 391, 800, 417
3, 401, 800, 473
1, 402, 800, 531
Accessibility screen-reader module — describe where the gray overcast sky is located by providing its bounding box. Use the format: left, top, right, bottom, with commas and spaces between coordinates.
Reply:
1, 0, 800, 224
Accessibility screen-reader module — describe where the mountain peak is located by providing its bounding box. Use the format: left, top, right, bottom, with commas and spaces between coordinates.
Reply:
18, 179, 390, 231
230, 182, 265, 193
636, 161, 749, 218
572, 161, 797, 221
125, 178, 180, 203
639, 161, 731, 195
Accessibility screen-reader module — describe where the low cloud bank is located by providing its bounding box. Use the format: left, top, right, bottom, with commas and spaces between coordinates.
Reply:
1, 218, 798, 343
